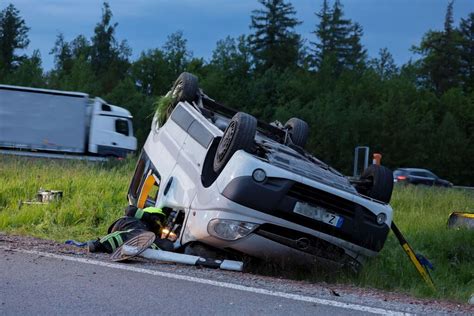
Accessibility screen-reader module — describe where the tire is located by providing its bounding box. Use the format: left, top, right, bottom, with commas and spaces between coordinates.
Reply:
285, 118, 309, 148
171, 72, 199, 104
213, 112, 257, 174
360, 165, 394, 203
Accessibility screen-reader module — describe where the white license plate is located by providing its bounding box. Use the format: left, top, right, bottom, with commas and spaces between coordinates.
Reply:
293, 202, 344, 228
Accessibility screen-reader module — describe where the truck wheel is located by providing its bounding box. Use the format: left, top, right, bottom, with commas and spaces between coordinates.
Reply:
213, 112, 257, 174
171, 72, 199, 104
285, 118, 309, 148
360, 165, 394, 203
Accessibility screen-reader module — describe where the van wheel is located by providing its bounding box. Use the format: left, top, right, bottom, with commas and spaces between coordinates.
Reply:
285, 118, 309, 148
213, 112, 257, 174
360, 165, 394, 203
171, 72, 199, 104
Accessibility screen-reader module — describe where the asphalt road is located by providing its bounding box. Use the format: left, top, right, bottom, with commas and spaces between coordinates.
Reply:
0, 248, 391, 316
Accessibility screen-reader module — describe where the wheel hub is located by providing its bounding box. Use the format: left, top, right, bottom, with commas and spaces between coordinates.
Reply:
216, 121, 237, 162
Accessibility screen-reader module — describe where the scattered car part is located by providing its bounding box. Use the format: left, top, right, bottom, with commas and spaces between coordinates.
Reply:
121, 245, 244, 272
110, 231, 156, 262
447, 212, 474, 229
37, 189, 63, 203
18, 189, 63, 209
391, 222, 436, 291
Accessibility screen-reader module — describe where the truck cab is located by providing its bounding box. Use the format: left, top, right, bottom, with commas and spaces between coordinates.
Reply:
88, 98, 137, 157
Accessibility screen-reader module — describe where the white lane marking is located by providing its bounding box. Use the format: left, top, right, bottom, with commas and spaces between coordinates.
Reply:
2, 247, 410, 316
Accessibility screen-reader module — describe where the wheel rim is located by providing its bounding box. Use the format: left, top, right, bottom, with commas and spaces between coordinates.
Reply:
216, 121, 237, 162
172, 81, 183, 99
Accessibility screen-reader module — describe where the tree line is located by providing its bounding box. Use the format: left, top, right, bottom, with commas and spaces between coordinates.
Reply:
0, 1, 473, 185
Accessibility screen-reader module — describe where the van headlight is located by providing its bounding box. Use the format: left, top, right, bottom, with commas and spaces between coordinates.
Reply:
207, 219, 258, 241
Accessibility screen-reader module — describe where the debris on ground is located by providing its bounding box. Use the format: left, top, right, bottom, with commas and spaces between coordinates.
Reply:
18, 188, 63, 209
447, 212, 474, 230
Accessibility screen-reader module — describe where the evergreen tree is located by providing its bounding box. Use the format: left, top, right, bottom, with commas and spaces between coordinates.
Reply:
329, 0, 352, 67
249, 0, 301, 71
0, 4, 29, 73
345, 22, 366, 69
459, 13, 474, 91
311, 0, 332, 68
413, 1, 462, 93
312, 0, 366, 73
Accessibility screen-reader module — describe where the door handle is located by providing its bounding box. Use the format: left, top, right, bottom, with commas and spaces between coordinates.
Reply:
112, 142, 117, 145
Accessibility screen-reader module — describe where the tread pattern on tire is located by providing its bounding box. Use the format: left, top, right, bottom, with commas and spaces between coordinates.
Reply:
285, 117, 309, 148
361, 165, 394, 203
213, 112, 257, 173
173, 72, 198, 103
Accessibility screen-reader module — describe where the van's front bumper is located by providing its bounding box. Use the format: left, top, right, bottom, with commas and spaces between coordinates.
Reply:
184, 150, 391, 264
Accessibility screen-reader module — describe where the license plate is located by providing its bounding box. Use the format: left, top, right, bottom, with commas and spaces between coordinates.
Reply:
293, 202, 344, 228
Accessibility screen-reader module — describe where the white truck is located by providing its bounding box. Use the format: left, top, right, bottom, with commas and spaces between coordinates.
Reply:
0, 84, 137, 159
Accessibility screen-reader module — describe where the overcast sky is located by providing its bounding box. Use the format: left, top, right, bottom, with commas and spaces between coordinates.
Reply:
4, 0, 474, 70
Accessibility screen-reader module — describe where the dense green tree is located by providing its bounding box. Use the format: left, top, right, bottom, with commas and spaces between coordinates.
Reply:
0, 4, 29, 73
90, 2, 131, 93
7, 49, 43, 87
311, 0, 332, 69
71, 35, 91, 60
131, 49, 172, 96
249, 0, 301, 71
50, 33, 73, 75
413, 1, 462, 94
163, 31, 192, 78
459, 13, 474, 91
369, 48, 398, 80
312, 0, 366, 73
0, 0, 473, 186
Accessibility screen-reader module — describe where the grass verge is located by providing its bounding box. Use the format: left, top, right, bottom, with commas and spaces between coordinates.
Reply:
0, 156, 472, 301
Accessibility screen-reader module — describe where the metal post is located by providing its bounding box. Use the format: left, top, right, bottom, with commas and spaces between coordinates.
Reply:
353, 146, 369, 177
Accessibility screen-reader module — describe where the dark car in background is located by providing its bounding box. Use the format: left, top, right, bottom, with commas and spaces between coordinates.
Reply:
393, 168, 453, 187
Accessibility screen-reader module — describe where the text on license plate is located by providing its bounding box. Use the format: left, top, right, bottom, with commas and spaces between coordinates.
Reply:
293, 202, 344, 228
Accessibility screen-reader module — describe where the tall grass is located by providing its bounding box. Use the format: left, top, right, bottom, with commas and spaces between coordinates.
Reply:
0, 156, 472, 301
0, 156, 135, 241
355, 186, 474, 301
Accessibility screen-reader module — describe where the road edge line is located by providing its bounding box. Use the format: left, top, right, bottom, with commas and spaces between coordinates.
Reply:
2, 246, 410, 316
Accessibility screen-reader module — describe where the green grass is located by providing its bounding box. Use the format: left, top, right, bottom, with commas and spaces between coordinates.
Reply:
0, 156, 135, 241
0, 156, 473, 302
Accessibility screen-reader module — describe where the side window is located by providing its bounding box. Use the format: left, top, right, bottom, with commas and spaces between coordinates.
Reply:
115, 119, 129, 136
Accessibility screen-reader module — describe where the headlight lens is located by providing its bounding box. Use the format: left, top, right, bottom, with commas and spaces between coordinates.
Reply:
252, 168, 267, 182
207, 219, 258, 241
376, 213, 387, 225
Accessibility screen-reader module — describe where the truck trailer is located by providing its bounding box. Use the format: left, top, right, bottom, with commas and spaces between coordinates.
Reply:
0, 85, 137, 158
